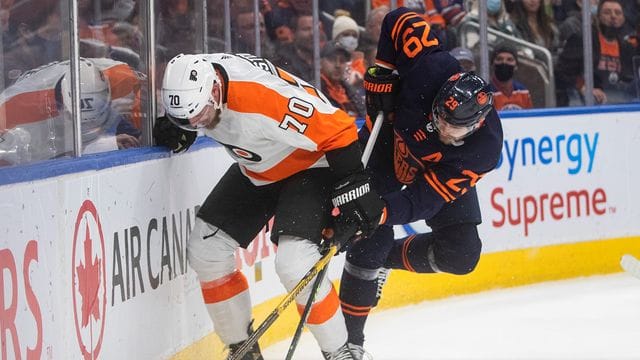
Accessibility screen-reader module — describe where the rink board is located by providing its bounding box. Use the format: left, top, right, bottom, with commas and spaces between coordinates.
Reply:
0, 105, 639, 359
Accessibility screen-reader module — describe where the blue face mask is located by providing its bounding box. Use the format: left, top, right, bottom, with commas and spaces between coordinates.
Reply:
487, 0, 502, 15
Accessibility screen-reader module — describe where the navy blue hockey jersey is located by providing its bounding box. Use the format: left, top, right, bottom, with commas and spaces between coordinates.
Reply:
365, 7, 504, 225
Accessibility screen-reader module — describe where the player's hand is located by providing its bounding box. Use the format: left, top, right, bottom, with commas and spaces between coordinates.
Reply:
327, 172, 386, 252
116, 134, 141, 149
364, 66, 400, 123
153, 116, 197, 153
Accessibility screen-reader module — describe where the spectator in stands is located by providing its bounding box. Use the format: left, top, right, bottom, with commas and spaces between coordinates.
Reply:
273, 14, 324, 82
320, 41, 366, 118
615, 0, 638, 37
558, 0, 599, 46
321, 2, 364, 25
485, 0, 520, 37
3, 1, 62, 84
232, 8, 278, 60
488, 43, 534, 110
157, 0, 197, 57
0, 58, 142, 166
510, 0, 560, 55
551, 0, 569, 22
359, 5, 388, 51
332, 15, 360, 53
432, 0, 467, 27
264, 0, 329, 46
450, 46, 477, 73
332, 15, 365, 90
78, 0, 136, 47
556, 0, 636, 105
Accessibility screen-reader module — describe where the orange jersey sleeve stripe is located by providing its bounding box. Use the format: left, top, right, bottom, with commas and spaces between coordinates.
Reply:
296, 284, 339, 325
242, 149, 324, 183
200, 271, 249, 304
424, 170, 455, 202
0, 89, 58, 129
402, 234, 417, 272
390, 12, 414, 48
391, 13, 422, 51
227, 81, 357, 152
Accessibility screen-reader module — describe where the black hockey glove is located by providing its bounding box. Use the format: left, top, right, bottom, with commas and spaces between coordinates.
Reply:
153, 116, 197, 153
364, 66, 400, 123
328, 172, 386, 253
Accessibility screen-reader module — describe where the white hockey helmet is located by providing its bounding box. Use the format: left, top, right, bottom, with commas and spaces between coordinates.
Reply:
59, 58, 112, 142
161, 54, 220, 131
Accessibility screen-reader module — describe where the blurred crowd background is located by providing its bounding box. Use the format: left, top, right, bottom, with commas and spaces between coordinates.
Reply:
1, 0, 639, 167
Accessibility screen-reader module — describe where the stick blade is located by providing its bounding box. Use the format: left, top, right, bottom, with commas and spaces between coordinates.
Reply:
621, 254, 640, 279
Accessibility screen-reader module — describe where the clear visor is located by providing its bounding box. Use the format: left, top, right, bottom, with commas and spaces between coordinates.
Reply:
432, 113, 480, 142
166, 97, 216, 131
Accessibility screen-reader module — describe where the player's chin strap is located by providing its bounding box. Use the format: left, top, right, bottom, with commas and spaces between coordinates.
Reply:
229, 112, 385, 360
285, 111, 385, 360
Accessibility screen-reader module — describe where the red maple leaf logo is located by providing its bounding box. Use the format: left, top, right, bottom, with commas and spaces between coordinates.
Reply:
76, 222, 102, 328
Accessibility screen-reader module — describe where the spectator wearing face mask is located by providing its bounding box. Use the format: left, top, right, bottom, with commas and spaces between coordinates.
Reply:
487, 43, 534, 110
332, 15, 367, 96
556, 0, 637, 105
332, 15, 359, 52
485, 0, 520, 37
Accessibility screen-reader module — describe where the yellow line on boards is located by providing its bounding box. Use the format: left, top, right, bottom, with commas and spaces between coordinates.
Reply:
171, 236, 640, 359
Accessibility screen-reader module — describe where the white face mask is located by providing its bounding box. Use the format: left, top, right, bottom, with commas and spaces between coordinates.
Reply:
487, 0, 502, 15
338, 35, 358, 52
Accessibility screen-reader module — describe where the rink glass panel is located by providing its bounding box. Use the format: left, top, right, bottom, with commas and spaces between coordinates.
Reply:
2, 0, 638, 169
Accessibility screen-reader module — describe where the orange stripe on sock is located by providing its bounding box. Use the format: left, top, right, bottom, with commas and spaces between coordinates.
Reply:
297, 285, 339, 325
200, 271, 249, 304
341, 301, 373, 317
341, 302, 373, 317
402, 235, 417, 272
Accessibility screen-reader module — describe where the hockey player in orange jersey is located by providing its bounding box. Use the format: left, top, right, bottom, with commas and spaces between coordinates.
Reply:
0, 57, 142, 166
154, 53, 386, 360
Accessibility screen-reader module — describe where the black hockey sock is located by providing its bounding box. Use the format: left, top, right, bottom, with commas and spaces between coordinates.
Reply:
384, 233, 437, 273
339, 269, 379, 346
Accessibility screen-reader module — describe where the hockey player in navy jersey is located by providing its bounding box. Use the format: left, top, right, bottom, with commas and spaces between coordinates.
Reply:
338, 7, 504, 358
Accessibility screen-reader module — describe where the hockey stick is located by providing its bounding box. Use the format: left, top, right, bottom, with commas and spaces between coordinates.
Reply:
228, 244, 339, 360
284, 112, 385, 360
284, 245, 331, 360
621, 254, 640, 280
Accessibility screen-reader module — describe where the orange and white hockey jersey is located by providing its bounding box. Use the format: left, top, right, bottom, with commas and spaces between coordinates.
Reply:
0, 58, 141, 165
199, 53, 359, 186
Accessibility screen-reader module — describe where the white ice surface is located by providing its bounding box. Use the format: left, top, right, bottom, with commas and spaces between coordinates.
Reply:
264, 274, 640, 359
